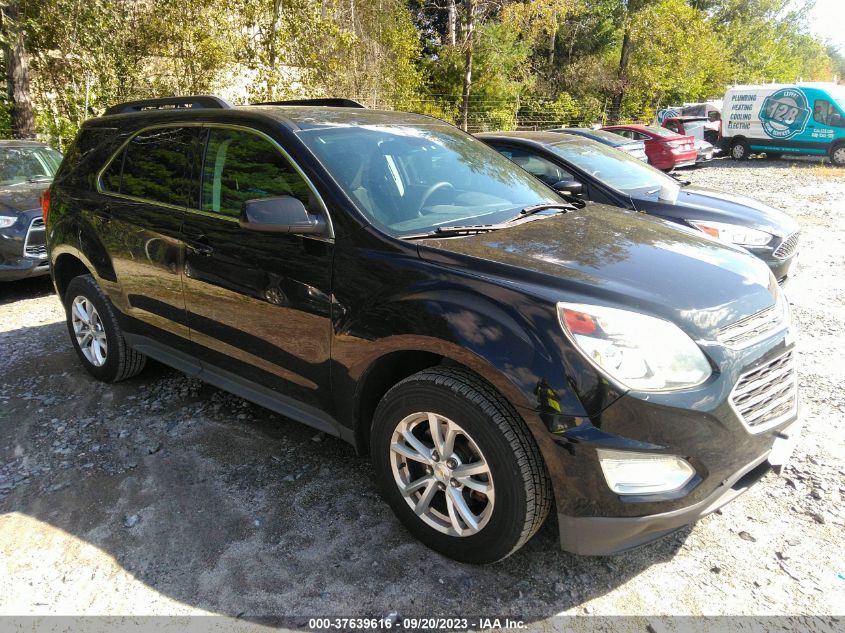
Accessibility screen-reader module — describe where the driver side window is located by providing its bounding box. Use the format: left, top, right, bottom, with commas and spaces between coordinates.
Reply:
201, 128, 312, 218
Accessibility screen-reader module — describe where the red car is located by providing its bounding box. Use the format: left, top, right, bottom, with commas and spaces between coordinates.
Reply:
602, 124, 697, 171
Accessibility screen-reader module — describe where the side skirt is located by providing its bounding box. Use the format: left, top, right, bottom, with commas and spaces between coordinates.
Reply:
124, 333, 353, 444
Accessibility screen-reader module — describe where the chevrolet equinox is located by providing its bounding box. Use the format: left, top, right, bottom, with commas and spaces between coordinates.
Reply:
44, 96, 801, 563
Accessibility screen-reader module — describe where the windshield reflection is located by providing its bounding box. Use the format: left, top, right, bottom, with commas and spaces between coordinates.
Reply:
298, 124, 559, 236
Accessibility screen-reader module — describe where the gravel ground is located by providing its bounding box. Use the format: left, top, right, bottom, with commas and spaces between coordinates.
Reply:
0, 157, 844, 628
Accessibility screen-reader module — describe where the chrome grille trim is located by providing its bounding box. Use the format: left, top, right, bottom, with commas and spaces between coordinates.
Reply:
23, 217, 47, 259
773, 232, 799, 260
730, 351, 798, 434
717, 302, 785, 349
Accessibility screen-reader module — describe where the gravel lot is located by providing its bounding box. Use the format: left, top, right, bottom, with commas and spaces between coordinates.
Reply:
1, 157, 844, 627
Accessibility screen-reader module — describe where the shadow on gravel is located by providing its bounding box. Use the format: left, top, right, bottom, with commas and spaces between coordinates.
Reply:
0, 276, 54, 306
0, 318, 688, 624
687, 155, 835, 172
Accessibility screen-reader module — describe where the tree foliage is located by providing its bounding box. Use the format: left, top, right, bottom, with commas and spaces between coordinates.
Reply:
0, 0, 840, 144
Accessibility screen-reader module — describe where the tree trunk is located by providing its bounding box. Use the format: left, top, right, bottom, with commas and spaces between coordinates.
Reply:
609, 24, 631, 124
447, 0, 457, 46
266, 0, 284, 99
2, 5, 36, 139
459, 0, 474, 132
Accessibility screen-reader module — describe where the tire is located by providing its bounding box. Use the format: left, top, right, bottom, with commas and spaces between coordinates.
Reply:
730, 139, 750, 160
831, 143, 845, 167
63, 274, 146, 382
764, 152, 782, 160
370, 366, 552, 563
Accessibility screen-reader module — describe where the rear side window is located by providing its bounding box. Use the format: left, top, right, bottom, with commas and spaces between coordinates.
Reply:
200, 128, 312, 218
102, 127, 194, 207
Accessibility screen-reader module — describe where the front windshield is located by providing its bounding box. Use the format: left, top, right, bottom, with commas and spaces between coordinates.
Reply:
298, 124, 560, 236
0, 146, 63, 186
548, 138, 677, 195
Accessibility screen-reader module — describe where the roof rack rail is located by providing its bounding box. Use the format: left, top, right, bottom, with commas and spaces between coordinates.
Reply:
253, 98, 366, 108
103, 95, 233, 116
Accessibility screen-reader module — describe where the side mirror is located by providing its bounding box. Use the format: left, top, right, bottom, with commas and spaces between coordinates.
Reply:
239, 196, 326, 234
830, 113, 844, 128
553, 180, 583, 196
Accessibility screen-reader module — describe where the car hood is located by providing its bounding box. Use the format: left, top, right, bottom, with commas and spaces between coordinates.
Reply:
417, 205, 777, 339
0, 181, 49, 215
635, 184, 800, 238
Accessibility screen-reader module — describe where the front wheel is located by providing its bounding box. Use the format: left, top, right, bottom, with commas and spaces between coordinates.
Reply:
731, 139, 750, 160
832, 144, 845, 167
64, 274, 146, 382
371, 367, 552, 563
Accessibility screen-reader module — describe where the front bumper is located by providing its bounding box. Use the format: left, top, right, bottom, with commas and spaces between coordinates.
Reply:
537, 334, 799, 555
0, 212, 48, 281
557, 415, 802, 555
558, 452, 770, 555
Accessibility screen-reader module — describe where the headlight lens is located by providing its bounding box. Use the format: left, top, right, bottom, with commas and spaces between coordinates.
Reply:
689, 220, 772, 247
0, 215, 16, 228
597, 449, 696, 495
558, 302, 711, 391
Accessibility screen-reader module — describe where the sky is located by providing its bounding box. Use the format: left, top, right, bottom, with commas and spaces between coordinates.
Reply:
806, 0, 845, 52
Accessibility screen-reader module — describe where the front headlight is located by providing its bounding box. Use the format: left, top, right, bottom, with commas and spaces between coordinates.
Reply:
689, 220, 772, 247
558, 302, 711, 391
0, 215, 16, 228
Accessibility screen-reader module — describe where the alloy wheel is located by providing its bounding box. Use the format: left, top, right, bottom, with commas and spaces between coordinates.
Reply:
71, 296, 108, 367
389, 411, 495, 537
833, 146, 845, 166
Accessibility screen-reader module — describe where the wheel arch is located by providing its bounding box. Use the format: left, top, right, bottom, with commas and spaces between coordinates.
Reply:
52, 251, 94, 300
350, 342, 540, 456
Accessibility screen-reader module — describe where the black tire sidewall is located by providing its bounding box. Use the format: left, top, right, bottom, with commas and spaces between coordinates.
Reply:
63, 276, 123, 382
371, 378, 529, 563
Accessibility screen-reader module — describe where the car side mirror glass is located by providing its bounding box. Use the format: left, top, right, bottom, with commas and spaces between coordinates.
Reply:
239, 196, 326, 234
553, 180, 583, 196
831, 113, 844, 128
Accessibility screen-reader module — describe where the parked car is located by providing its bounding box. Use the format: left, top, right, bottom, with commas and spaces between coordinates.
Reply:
721, 82, 845, 164
548, 127, 648, 162
694, 138, 715, 164
661, 116, 721, 146
477, 131, 799, 284
0, 140, 62, 282
603, 124, 697, 170
47, 96, 800, 562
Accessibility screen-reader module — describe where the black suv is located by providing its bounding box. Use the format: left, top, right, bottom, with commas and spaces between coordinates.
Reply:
46, 96, 800, 562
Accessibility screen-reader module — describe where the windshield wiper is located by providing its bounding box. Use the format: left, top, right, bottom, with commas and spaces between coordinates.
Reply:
515, 201, 581, 218
401, 204, 578, 241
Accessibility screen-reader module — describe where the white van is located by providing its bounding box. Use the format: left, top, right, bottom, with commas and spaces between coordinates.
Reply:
721, 83, 845, 165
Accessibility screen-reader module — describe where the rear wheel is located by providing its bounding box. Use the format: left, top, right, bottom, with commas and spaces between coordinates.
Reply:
370, 367, 551, 563
831, 143, 845, 167
731, 139, 750, 160
64, 275, 146, 382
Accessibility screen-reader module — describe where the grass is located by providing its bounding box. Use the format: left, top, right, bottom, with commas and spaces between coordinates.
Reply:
788, 162, 845, 179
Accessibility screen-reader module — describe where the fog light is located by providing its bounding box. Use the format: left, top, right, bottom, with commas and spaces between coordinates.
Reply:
597, 449, 696, 495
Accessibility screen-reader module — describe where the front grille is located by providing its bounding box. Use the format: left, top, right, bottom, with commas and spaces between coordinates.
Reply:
717, 302, 785, 348
773, 232, 799, 259
23, 217, 46, 259
730, 351, 797, 433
